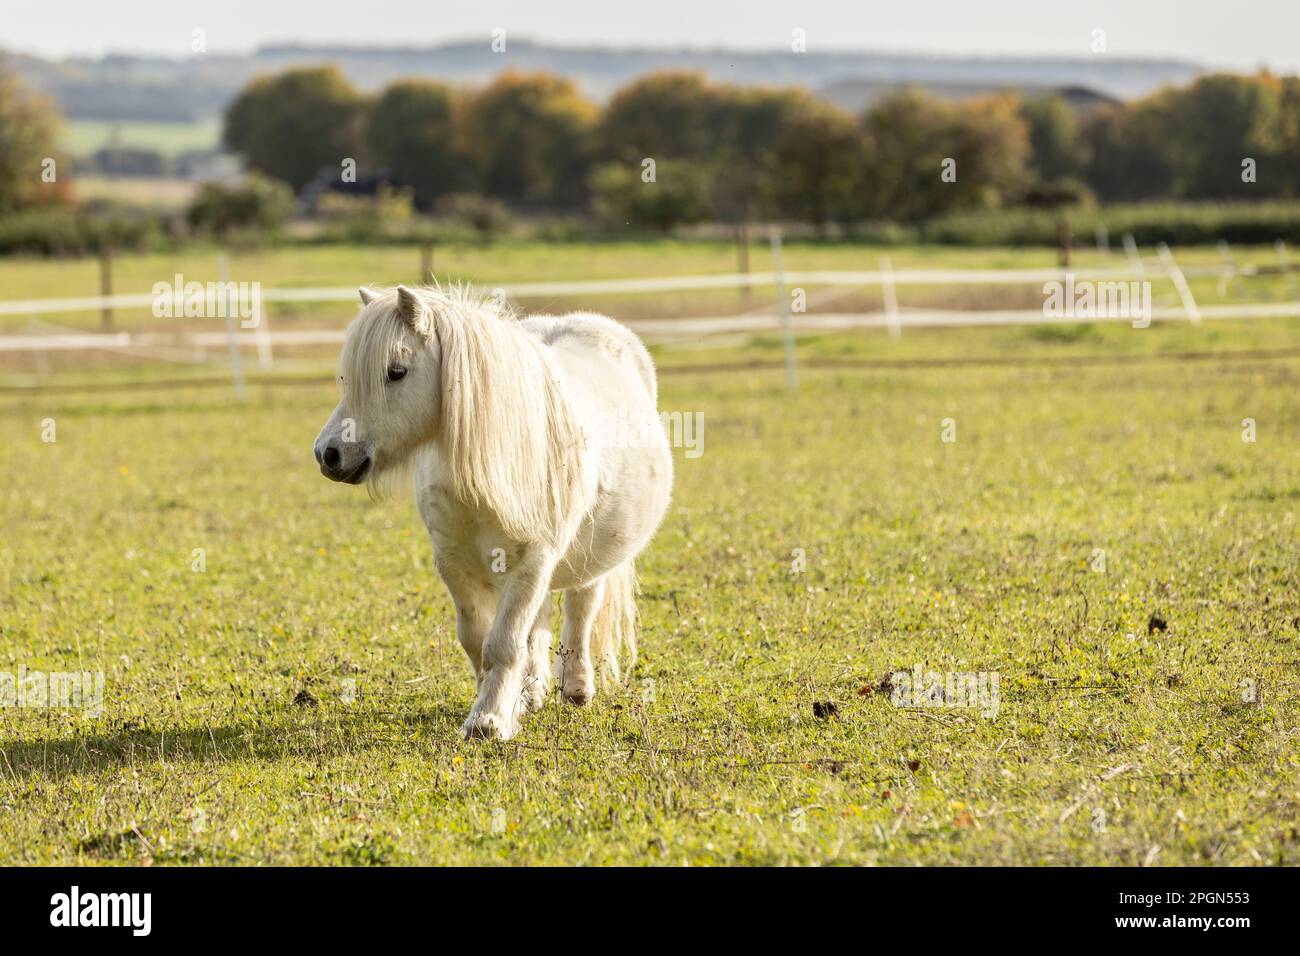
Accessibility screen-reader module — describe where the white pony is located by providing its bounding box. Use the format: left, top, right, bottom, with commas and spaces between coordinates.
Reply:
313, 285, 672, 740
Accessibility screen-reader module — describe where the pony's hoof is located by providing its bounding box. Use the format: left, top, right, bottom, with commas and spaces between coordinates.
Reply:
562, 683, 595, 706
522, 688, 549, 713
521, 673, 552, 713
461, 712, 516, 741
561, 662, 595, 706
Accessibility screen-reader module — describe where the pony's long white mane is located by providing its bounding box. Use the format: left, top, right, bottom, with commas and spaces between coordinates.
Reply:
343, 284, 585, 545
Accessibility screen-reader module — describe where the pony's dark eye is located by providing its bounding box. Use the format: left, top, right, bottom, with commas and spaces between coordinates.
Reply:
386, 364, 407, 383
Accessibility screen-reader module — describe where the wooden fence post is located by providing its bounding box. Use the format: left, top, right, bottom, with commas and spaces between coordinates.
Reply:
736, 225, 751, 304
420, 242, 435, 284
99, 245, 114, 331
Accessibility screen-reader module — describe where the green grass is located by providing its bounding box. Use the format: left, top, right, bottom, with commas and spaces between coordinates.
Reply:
1, 312, 1298, 865
61, 119, 222, 160
927, 200, 1300, 247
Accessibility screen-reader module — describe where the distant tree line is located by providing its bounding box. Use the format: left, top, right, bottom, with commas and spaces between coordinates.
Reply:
2, 61, 1299, 236
219, 66, 1300, 229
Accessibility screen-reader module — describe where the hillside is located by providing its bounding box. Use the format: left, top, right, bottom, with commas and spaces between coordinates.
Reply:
2, 39, 1201, 123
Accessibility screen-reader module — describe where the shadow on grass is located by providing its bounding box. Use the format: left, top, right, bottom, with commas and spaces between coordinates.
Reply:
0, 702, 470, 781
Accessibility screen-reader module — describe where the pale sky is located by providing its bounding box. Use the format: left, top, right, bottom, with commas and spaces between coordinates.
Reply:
2, 0, 1297, 73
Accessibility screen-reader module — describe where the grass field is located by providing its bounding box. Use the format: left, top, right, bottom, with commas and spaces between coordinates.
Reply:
1, 308, 1298, 864
61, 119, 222, 160
70, 176, 200, 213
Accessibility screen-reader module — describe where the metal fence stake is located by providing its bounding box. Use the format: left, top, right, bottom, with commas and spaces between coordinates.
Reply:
1122, 234, 1145, 278
768, 229, 798, 391
881, 256, 901, 340
218, 252, 247, 400
1156, 243, 1201, 325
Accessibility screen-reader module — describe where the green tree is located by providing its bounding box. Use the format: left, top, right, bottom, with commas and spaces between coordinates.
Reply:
589, 160, 710, 231
1274, 75, 1300, 197
1083, 94, 1178, 202
768, 103, 869, 226
862, 90, 1030, 220
1019, 95, 1088, 183
223, 66, 368, 192
186, 173, 295, 237
710, 85, 817, 222
0, 67, 65, 214
1166, 73, 1282, 199
369, 80, 466, 209
459, 71, 596, 209
861, 90, 953, 220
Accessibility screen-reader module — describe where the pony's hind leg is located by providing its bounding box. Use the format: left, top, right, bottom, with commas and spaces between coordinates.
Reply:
560, 578, 605, 706
521, 598, 555, 713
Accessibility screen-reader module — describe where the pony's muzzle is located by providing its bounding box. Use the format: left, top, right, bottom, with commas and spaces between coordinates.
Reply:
315, 439, 371, 484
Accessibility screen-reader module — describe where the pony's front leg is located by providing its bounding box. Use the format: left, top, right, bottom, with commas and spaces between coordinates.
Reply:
436, 561, 495, 684
462, 550, 558, 740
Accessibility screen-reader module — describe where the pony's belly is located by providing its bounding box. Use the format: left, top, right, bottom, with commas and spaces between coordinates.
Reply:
552, 441, 672, 590
413, 411, 672, 593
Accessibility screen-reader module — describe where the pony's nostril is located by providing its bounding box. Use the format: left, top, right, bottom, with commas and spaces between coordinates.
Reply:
323, 446, 341, 468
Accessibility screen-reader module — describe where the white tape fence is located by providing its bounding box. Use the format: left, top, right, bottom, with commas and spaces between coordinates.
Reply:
3, 238, 1299, 392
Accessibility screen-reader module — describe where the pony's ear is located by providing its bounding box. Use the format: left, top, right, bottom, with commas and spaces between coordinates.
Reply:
358, 286, 377, 305
395, 285, 432, 337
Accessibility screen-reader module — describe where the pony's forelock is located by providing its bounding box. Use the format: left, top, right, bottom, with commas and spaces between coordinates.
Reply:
340, 302, 407, 412
341, 284, 584, 541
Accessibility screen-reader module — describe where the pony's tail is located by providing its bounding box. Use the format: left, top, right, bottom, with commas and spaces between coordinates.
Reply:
592, 561, 638, 684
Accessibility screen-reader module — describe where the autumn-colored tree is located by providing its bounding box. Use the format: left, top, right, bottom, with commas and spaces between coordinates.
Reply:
223, 66, 368, 192
950, 95, 1034, 207
0, 67, 66, 213
594, 72, 726, 163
